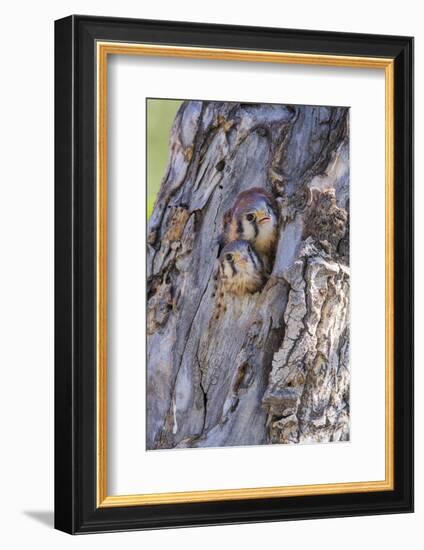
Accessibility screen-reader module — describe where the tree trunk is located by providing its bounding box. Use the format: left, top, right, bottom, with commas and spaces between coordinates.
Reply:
146, 101, 350, 450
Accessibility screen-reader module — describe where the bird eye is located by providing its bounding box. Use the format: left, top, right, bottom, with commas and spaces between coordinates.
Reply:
225, 253, 233, 261
246, 213, 255, 222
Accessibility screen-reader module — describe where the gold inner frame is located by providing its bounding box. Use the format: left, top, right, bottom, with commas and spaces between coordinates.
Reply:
96, 42, 395, 508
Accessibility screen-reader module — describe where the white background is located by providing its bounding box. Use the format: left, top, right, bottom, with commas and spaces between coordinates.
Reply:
0, 1, 420, 548
108, 57, 386, 495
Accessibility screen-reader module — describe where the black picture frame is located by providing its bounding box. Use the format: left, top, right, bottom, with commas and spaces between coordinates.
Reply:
55, 15, 414, 534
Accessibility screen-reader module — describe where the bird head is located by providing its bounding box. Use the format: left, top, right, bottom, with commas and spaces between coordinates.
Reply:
219, 240, 262, 280
228, 188, 278, 255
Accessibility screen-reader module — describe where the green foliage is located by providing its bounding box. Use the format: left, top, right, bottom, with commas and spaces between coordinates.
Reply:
147, 99, 183, 219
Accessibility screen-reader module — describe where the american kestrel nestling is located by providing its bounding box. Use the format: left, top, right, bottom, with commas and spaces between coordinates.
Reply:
220, 187, 279, 268
216, 240, 266, 297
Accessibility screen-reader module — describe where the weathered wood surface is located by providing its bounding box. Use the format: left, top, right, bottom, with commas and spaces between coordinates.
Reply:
147, 101, 350, 449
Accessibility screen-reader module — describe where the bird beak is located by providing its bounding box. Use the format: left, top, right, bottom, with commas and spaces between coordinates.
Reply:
257, 210, 271, 224
235, 253, 247, 265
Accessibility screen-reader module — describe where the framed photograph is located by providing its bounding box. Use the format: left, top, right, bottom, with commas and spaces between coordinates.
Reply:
54, 15, 413, 534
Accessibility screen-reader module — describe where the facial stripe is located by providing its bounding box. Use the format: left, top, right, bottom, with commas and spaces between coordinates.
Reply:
247, 246, 258, 271
237, 219, 244, 237
229, 258, 237, 277
252, 219, 259, 238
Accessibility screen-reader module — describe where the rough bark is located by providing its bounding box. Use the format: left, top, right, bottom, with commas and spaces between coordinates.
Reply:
146, 101, 350, 450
